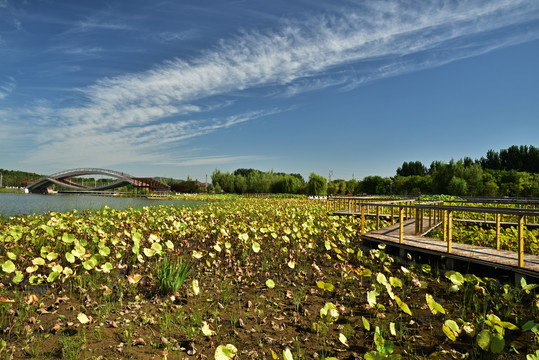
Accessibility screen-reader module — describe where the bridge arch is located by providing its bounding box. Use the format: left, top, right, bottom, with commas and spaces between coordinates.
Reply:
26, 168, 170, 194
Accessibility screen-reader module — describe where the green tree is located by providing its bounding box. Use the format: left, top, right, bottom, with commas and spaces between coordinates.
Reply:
447, 176, 468, 196
308, 173, 327, 196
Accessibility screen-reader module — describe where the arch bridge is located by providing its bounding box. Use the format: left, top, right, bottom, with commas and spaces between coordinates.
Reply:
26, 168, 170, 194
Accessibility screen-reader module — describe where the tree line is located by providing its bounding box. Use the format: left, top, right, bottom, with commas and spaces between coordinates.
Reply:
0, 169, 42, 188
330, 145, 539, 197
209, 145, 539, 197
211, 169, 328, 196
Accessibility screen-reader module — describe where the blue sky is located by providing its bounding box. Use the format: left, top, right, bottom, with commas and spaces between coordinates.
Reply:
1, 0, 538, 182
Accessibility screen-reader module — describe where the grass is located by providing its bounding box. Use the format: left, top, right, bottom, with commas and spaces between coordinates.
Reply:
155, 255, 192, 295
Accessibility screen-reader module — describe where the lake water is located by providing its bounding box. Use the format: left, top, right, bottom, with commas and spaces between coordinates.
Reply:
0, 193, 199, 217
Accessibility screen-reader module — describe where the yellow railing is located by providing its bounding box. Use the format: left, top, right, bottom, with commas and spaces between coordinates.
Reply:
327, 196, 539, 268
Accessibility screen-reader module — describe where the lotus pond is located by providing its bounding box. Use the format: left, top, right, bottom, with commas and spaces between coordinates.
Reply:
0, 198, 538, 359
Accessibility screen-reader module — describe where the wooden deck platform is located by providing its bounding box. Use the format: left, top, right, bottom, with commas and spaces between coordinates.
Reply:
361, 219, 539, 279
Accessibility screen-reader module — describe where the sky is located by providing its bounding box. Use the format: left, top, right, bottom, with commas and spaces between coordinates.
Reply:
1, 0, 538, 182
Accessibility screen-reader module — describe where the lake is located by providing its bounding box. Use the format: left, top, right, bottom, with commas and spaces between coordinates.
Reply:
0, 193, 198, 217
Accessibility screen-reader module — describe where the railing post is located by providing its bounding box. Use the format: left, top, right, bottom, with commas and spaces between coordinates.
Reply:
496, 213, 501, 250
361, 205, 365, 235
399, 207, 404, 244
420, 208, 424, 234
518, 215, 524, 268
443, 210, 447, 244
415, 207, 419, 235
429, 208, 432, 228
391, 206, 394, 224
326, 197, 329, 213
376, 205, 380, 230
447, 210, 453, 253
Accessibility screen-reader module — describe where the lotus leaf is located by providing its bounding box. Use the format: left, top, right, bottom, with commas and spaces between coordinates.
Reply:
320, 302, 339, 324
26, 265, 38, 273
32, 257, 45, 266
367, 290, 377, 307
12, 271, 23, 284
252, 241, 261, 253
62, 233, 75, 244
362, 316, 371, 331
426, 294, 445, 315
2, 260, 16, 273
395, 296, 412, 316
443, 320, 460, 341
283, 348, 293, 360
77, 312, 90, 324
65, 252, 75, 263
214, 344, 237, 360
47, 271, 60, 282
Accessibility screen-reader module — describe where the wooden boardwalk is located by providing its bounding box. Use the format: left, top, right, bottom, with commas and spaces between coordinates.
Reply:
361, 218, 539, 278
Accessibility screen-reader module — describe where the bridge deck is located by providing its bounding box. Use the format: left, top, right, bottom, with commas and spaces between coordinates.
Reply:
361, 219, 539, 278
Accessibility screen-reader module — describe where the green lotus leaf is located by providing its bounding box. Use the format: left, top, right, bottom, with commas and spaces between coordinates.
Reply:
214, 344, 237, 360
426, 294, 445, 315
29, 275, 41, 285
149, 234, 160, 243
165, 240, 174, 250
252, 241, 261, 253
151, 242, 163, 253
26, 265, 38, 273
9, 226, 22, 241
52, 264, 63, 273
324, 240, 331, 251
65, 252, 75, 263
12, 271, 24, 284
238, 233, 249, 241
389, 277, 402, 288
320, 302, 339, 324
47, 271, 60, 283
2, 260, 16, 273
63, 267, 73, 276
443, 320, 460, 341
99, 246, 111, 257
283, 348, 293, 360
476, 329, 492, 350
62, 233, 76, 244
82, 258, 96, 270
490, 333, 505, 353
46, 252, 59, 261
362, 316, 371, 331
101, 262, 113, 273
395, 296, 412, 316
72, 245, 86, 259
367, 290, 377, 307
266, 279, 275, 288
317, 281, 334, 292
32, 257, 45, 266
143, 248, 156, 257
40, 247, 49, 258
6, 252, 16, 261
376, 273, 388, 286
40, 225, 55, 237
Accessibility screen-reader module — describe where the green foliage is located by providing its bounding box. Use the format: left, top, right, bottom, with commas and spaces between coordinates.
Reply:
155, 255, 192, 295
308, 173, 327, 196
211, 169, 306, 194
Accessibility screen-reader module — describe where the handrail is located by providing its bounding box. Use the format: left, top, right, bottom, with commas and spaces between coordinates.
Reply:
328, 196, 539, 268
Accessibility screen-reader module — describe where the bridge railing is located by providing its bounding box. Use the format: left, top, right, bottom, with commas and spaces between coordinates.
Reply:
349, 201, 539, 268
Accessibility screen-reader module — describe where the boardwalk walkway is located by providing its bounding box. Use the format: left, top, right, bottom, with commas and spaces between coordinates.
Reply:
362, 218, 539, 279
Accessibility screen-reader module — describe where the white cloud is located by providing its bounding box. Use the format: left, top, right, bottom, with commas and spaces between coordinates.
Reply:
20, 0, 539, 169
0, 77, 16, 100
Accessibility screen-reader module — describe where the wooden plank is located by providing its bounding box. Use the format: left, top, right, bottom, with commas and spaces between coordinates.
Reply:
363, 219, 539, 275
